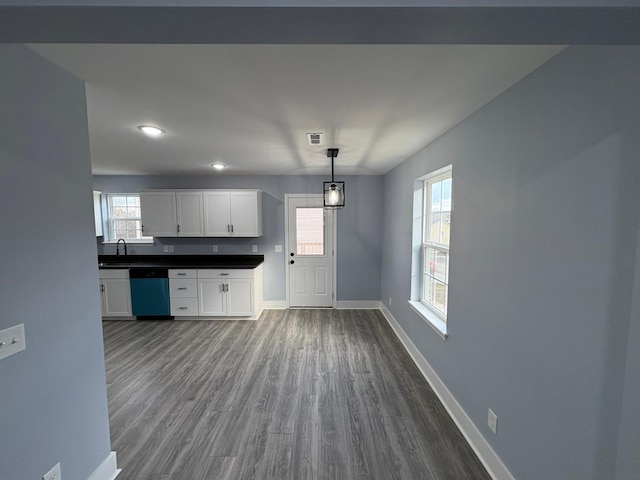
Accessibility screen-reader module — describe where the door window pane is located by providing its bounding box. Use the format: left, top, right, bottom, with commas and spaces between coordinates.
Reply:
296, 208, 324, 255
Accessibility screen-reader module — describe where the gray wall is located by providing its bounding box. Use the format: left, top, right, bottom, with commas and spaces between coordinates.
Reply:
93, 175, 383, 302
381, 46, 640, 480
0, 45, 112, 480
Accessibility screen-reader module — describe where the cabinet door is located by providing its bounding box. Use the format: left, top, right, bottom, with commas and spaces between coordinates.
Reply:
140, 191, 177, 237
198, 278, 226, 315
229, 191, 262, 237
203, 192, 231, 236
176, 192, 204, 237
101, 278, 132, 316
93, 191, 103, 236
227, 278, 253, 316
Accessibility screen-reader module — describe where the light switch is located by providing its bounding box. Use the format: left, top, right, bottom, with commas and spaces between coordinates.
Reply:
0, 324, 26, 361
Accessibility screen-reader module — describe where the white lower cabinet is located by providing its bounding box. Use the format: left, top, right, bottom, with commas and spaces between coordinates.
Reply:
197, 267, 263, 318
169, 269, 198, 316
99, 270, 132, 317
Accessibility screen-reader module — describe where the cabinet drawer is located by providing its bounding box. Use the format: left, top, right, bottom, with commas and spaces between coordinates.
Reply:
169, 278, 197, 297
171, 298, 199, 316
197, 269, 253, 279
169, 269, 197, 279
99, 269, 130, 279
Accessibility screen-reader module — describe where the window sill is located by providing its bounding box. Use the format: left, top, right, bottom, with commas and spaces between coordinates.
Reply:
408, 301, 448, 339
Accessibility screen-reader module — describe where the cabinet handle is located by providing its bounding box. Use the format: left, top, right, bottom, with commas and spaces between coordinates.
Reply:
177, 273, 186, 276
177, 224, 181, 233
178, 306, 188, 310
227, 224, 230, 233
231, 224, 234, 233
177, 287, 188, 290
225, 284, 229, 292
219, 273, 229, 276
100, 284, 105, 292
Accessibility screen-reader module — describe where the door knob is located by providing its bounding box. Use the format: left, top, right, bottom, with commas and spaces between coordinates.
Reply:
290, 260, 295, 264
290, 252, 294, 257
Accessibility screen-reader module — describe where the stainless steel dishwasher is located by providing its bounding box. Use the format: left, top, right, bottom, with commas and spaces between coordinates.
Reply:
129, 268, 173, 319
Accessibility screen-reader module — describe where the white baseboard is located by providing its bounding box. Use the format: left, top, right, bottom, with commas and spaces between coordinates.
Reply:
379, 306, 515, 480
87, 452, 120, 480
336, 300, 383, 309
263, 300, 288, 309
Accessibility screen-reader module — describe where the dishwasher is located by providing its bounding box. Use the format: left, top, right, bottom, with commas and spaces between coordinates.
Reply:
129, 268, 173, 319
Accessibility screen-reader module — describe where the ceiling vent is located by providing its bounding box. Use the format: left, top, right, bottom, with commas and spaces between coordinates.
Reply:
306, 132, 324, 146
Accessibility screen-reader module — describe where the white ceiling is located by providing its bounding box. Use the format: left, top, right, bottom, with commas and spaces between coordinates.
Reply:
29, 44, 563, 176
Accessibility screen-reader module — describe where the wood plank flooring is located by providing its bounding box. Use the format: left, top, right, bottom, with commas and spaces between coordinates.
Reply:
103, 309, 491, 480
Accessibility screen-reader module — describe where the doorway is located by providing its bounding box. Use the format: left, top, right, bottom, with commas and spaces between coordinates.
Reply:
285, 194, 335, 308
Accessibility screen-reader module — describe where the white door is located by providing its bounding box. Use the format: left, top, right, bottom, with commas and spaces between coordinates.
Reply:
286, 195, 334, 308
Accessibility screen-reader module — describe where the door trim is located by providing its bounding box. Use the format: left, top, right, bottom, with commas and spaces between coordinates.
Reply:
284, 194, 337, 308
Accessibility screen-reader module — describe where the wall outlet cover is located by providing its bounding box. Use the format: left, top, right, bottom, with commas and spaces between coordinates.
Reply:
0, 324, 26, 361
43, 462, 61, 480
252, 245, 258, 253
488, 408, 498, 434
275, 245, 283, 253
212, 245, 218, 253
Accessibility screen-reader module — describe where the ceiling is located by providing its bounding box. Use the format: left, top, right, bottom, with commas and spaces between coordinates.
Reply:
29, 44, 563, 176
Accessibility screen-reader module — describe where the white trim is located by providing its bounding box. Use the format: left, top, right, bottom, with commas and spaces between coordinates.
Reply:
87, 452, 120, 480
336, 300, 382, 309
379, 306, 515, 480
263, 300, 288, 309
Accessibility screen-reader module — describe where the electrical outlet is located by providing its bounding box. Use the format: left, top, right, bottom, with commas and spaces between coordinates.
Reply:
0, 324, 26, 361
43, 462, 61, 480
274, 245, 282, 253
212, 245, 218, 253
389, 297, 392, 306
252, 245, 258, 253
488, 408, 498, 434
163, 245, 174, 253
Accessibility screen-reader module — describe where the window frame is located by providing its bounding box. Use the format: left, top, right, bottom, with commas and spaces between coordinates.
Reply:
420, 170, 452, 320
105, 193, 153, 243
408, 164, 453, 339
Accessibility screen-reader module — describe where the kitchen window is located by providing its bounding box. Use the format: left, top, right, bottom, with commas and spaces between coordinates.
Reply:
409, 165, 452, 338
106, 194, 152, 242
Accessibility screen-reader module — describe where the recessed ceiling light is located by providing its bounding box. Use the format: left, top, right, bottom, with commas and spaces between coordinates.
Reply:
211, 163, 226, 170
137, 125, 165, 137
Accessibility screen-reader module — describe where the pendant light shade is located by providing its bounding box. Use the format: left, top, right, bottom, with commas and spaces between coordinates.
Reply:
324, 148, 345, 209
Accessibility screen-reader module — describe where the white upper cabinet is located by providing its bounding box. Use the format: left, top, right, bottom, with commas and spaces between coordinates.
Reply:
140, 191, 177, 237
229, 191, 262, 237
204, 190, 262, 237
176, 191, 204, 236
93, 190, 103, 237
140, 189, 262, 237
203, 191, 232, 236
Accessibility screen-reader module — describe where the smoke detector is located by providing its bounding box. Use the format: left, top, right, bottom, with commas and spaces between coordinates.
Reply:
306, 132, 324, 146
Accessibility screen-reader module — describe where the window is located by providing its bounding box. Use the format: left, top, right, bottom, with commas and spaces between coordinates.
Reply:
295, 207, 325, 255
409, 165, 452, 338
422, 171, 452, 317
106, 194, 151, 241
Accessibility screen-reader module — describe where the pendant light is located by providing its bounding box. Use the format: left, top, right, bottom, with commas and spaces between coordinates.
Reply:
323, 148, 345, 209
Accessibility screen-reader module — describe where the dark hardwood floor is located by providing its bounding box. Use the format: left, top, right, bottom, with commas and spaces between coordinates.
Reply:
103, 309, 491, 480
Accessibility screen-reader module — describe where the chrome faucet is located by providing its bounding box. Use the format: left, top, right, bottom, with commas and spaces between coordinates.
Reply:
116, 238, 128, 256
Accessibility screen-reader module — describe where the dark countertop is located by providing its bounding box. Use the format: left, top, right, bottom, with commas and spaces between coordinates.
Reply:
98, 254, 264, 270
